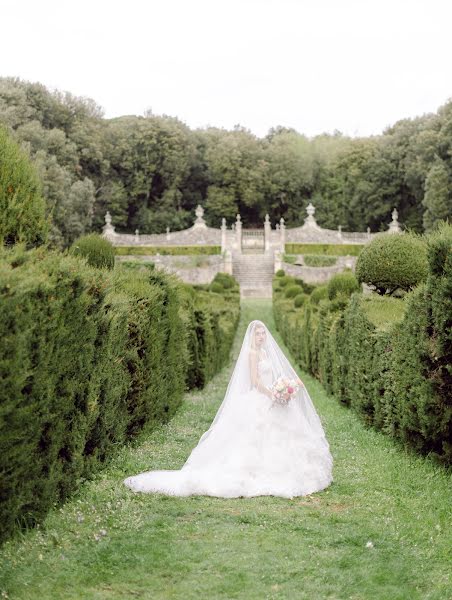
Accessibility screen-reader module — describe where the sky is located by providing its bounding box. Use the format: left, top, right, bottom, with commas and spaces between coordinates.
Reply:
1, 0, 451, 138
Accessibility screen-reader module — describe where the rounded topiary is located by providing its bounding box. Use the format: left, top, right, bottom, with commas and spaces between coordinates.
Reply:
275, 269, 286, 277
294, 293, 307, 307
212, 272, 236, 289
70, 233, 115, 270
209, 282, 224, 294
310, 285, 328, 305
327, 271, 360, 300
278, 275, 294, 288
285, 284, 303, 298
294, 277, 316, 295
356, 232, 428, 295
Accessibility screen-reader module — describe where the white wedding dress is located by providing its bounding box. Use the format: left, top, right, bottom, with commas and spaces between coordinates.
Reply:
123, 321, 333, 498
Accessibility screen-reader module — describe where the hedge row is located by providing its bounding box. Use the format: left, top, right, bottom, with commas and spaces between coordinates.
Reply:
273, 225, 452, 464
285, 243, 364, 256
115, 245, 221, 256
0, 247, 239, 543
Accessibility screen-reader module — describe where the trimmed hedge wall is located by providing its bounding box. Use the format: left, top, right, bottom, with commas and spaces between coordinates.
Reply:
285, 243, 364, 256
273, 226, 452, 464
0, 246, 239, 543
114, 245, 221, 256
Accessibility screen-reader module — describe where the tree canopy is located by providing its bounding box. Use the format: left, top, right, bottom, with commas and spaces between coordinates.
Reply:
0, 77, 451, 247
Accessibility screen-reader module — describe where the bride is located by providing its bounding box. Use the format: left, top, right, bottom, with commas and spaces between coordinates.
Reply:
123, 320, 333, 498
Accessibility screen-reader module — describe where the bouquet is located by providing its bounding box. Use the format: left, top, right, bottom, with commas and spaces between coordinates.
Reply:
270, 376, 303, 406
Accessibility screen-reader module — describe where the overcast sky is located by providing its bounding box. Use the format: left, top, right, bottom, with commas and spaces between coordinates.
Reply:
2, 0, 451, 138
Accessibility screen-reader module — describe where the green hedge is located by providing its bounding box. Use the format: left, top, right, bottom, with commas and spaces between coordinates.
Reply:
303, 255, 338, 267
273, 226, 452, 464
70, 233, 116, 270
115, 245, 221, 256
0, 247, 239, 544
285, 243, 364, 256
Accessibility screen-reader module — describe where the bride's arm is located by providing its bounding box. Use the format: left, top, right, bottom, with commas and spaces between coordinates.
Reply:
249, 351, 272, 399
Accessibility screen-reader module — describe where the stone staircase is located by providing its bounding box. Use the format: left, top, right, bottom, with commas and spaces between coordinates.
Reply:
232, 252, 275, 298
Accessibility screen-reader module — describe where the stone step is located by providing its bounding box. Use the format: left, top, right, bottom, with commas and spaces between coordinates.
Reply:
231, 253, 275, 297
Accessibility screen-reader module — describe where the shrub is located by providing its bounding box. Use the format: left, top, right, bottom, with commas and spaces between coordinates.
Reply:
278, 275, 294, 287
0, 244, 240, 543
285, 284, 302, 298
303, 254, 337, 267
115, 245, 221, 256
327, 272, 360, 300
0, 126, 49, 247
283, 255, 297, 264
210, 282, 224, 293
294, 293, 307, 308
285, 243, 364, 256
212, 272, 237, 289
275, 269, 286, 277
70, 233, 115, 270
310, 285, 328, 305
294, 277, 316, 294
356, 232, 428, 295
274, 224, 452, 465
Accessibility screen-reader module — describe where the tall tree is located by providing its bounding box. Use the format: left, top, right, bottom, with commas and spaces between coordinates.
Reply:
422, 158, 451, 232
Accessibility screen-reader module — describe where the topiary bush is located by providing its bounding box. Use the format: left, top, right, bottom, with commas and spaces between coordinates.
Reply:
285, 284, 303, 298
278, 275, 295, 288
0, 126, 49, 247
212, 272, 236, 289
310, 285, 328, 305
327, 271, 361, 300
210, 282, 224, 293
275, 269, 286, 277
356, 232, 428, 295
294, 293, 307, 307
294, 277, 316, 295
70, 233, 115, 270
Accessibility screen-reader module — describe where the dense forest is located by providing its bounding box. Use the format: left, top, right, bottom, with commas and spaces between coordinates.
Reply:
1, 77, 451, 247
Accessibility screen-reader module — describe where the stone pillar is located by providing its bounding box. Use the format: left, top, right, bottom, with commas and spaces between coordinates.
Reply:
221, 218, 227, 253
264, 214, 271, 252
223, 249, 233, 275
279, 217, 286, 253
166, 227, 171, 241
235, 213, 242, 254
337, 225, 343, 240
367, 227, 371, 240
134, 229, 140, 243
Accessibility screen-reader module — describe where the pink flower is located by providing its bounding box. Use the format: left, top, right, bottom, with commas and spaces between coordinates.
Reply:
287, 386, 294, 394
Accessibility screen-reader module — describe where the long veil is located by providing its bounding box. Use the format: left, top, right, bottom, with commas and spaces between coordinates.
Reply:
181, 319, 330, 471
124, 319, 333, 496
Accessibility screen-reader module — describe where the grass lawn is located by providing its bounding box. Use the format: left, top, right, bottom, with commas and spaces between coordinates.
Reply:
1, 299, 450, 600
